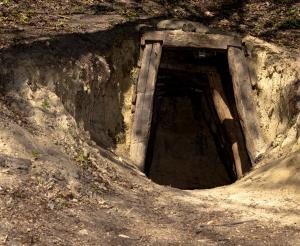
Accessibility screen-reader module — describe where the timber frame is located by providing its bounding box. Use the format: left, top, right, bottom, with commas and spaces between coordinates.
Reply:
130, 30, 263, 179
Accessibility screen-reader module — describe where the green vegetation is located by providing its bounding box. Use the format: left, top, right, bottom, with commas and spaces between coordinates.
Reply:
277, 18, 300, 30
264, 16, 300, 30
41, 99, 50, 109
30, 151, 40, 160
76, 150, 89, 165
18, 13, 29, 24
0, 0, 12, 6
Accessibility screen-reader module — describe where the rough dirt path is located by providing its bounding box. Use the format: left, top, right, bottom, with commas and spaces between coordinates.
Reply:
1, 152, 299, 245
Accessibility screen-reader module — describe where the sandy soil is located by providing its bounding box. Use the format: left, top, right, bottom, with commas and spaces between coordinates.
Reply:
0, 86, 299, 245
0, 1, 299, 245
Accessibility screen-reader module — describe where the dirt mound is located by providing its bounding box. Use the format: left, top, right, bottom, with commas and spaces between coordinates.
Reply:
242, 150, 300, 194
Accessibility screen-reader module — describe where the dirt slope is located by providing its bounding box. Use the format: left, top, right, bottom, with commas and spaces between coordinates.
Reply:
0, 85, 299, 245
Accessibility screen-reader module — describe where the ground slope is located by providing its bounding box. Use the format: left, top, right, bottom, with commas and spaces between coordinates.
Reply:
0, 85, 299, 245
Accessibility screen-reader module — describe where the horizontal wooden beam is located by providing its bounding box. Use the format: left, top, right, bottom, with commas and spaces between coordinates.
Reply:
159, 62, 216, 74
141, 31, 242, 50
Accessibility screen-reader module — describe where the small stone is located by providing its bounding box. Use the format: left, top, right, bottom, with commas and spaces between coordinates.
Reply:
82, 148, 89, 158
204, 11, 214, 17
48, 202, 55, 210
78, 229, 89, 235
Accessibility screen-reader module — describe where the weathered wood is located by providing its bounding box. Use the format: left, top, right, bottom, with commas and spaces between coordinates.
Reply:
228, 47, 266, 162
132, 46, 145, 107
200, 91, 237, 182
130, 43, 162, 170
208, 71, 251, 178
142, 31, 241, 50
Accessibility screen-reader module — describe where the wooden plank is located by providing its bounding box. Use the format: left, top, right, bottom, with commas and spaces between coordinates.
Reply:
130, 42, 162, 170
137, 44, 153, 93
142, 31, 241, 50
208, 71, 251, 179
228, 47, 266, 163
200, 89, 237, 182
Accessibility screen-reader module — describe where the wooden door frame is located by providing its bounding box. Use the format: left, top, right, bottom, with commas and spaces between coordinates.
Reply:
130, 30, 264, 178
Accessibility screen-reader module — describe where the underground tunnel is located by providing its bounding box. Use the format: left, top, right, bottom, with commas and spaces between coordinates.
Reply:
130, 31, 256, 189
145, 49, 237, 189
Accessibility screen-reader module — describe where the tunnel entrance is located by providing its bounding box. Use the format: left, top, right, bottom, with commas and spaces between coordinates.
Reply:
145, 49, 237, 189
131, 30, 258, 189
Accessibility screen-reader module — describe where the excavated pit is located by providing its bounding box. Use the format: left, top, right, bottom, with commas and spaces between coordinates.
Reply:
144, 48, 243, 189
0, 24, 255, 190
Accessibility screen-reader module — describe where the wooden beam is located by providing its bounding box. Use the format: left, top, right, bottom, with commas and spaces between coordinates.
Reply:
142, 31, 242, 50
159, 62, 215, 74
130, 43, 162, 170
228, 47, 266, 163
208, 71, 251, 179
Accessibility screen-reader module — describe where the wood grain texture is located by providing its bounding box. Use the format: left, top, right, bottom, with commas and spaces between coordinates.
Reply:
228, 47, 266, 162
208, 71, 251, 178
142, 31, 241, 50
130, 43, 162, 170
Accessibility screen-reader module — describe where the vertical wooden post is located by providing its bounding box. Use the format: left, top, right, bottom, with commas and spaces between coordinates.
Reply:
208, 71, 251, 179
228, 47, 266, 163
130, 42, 162, 170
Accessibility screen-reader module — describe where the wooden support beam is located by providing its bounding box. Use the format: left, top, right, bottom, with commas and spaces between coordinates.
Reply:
130, 42, 162, 170
200, 90, 237, 182
159, 62, 215, 74
228, 47, 266, 162
142, 31, 242, 50
208, 71, 251, 179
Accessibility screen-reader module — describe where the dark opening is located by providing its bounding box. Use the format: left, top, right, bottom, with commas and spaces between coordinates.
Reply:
145, 48, 239, 189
